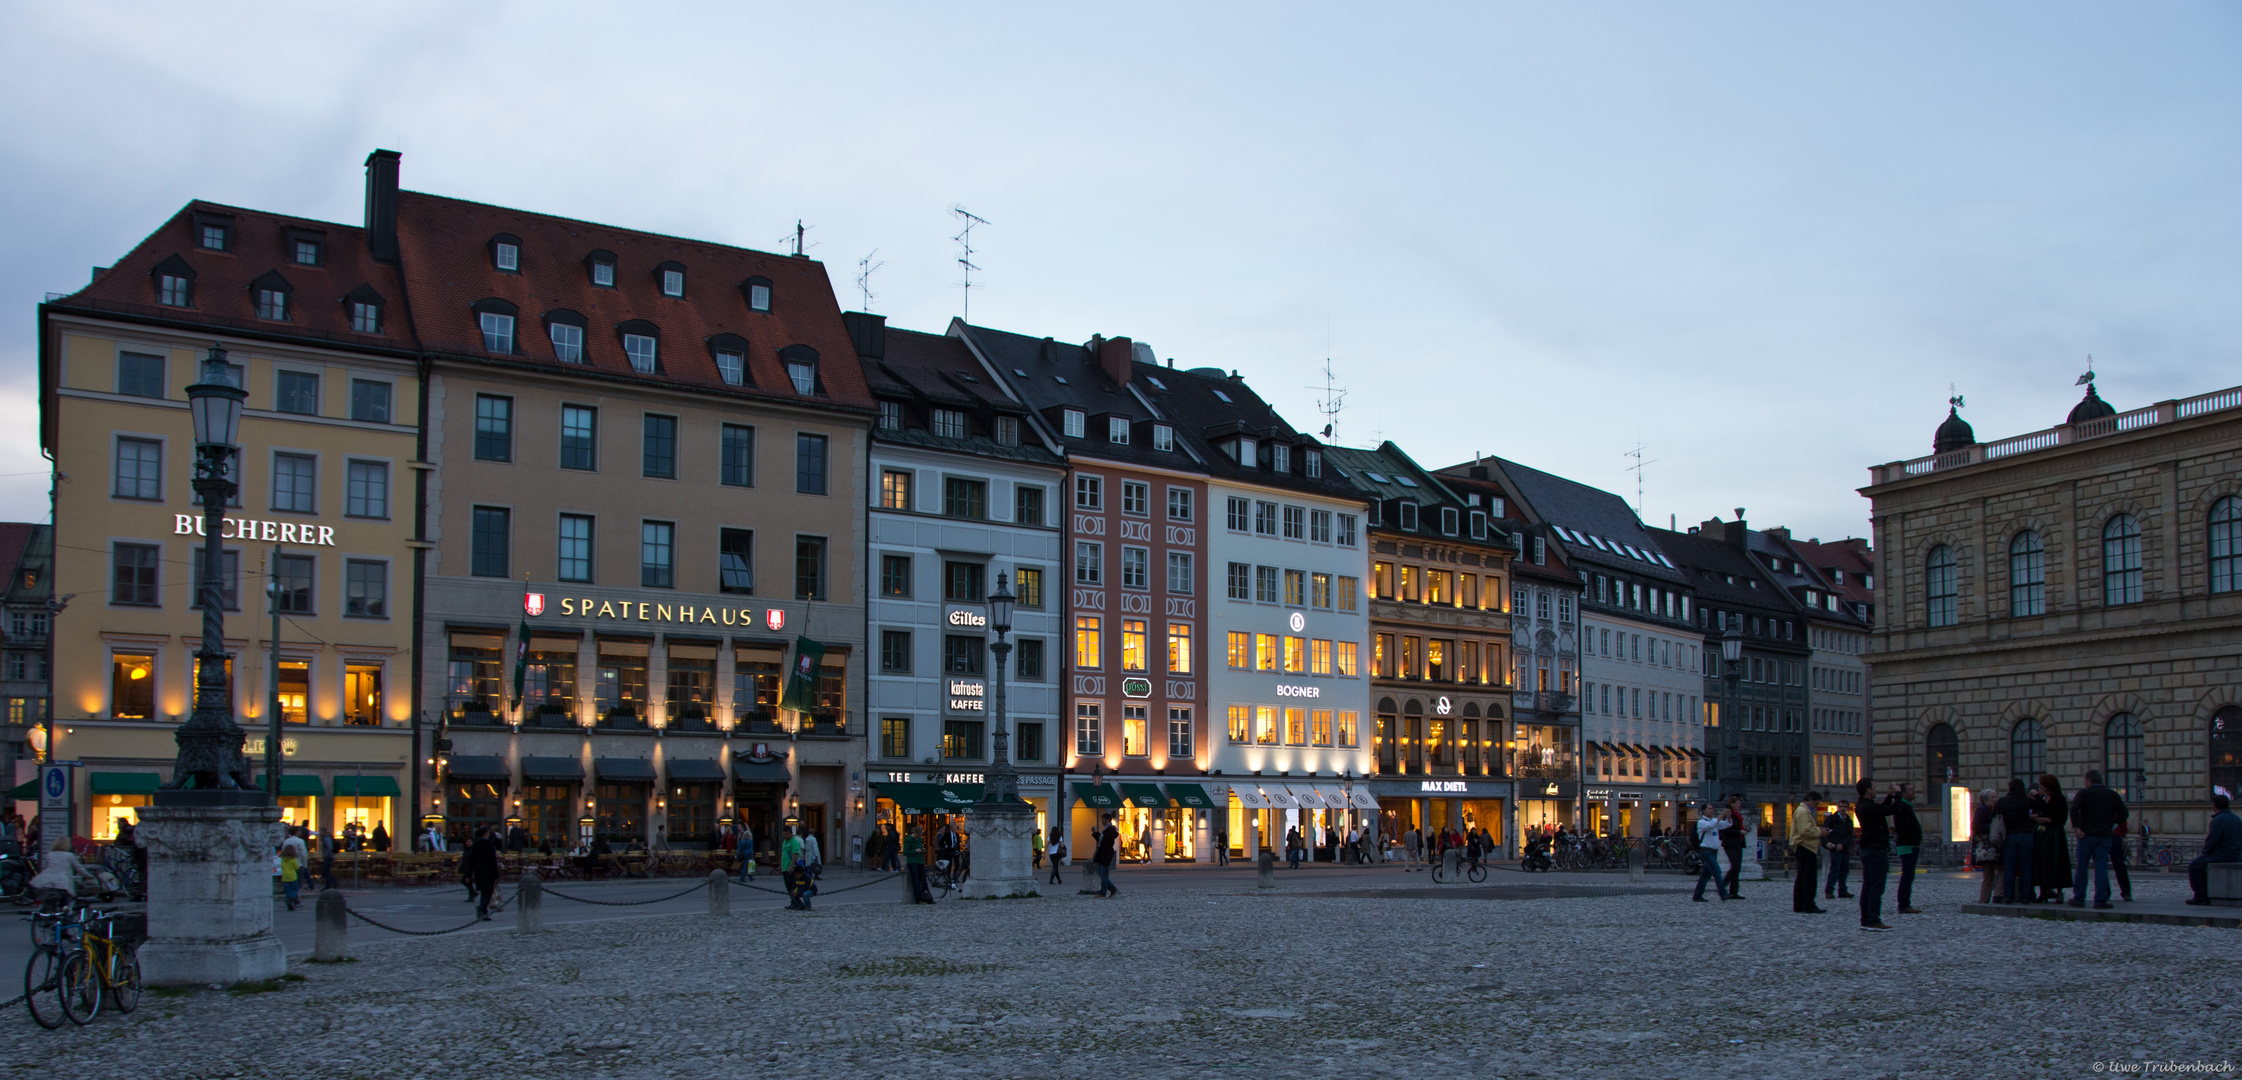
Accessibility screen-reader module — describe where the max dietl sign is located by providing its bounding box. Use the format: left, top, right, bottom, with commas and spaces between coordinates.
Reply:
523, 591, 787, 631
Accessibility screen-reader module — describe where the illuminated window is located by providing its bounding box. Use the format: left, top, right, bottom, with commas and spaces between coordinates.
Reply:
1282, 636, 1306, 673
1311, 639, 1333, 675
1227, 705, 1250, 742
1255, 633, 1277, 672
1167, 623, 1192, 674
1285, 708, 1307, 745
1123, 705, 1149, 756
1227, 631, 1250, 670
1336, 711, 1358, 747
1311, 709, 1333, 747
880, 469, 912, 510
1255, 705, 1279, 745
1075, 616, 1102, 669
1121, 619, 1148, 672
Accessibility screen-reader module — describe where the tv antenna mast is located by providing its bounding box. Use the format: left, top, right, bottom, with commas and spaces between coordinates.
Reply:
950, 206, 989, 322
1306, 357, 1348, 445
854, 249, 885, 312
1622, 442, 1657, 516
779, 219, 815, 258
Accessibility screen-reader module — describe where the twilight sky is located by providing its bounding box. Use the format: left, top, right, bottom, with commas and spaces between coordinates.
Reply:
4, 3, 2238, 544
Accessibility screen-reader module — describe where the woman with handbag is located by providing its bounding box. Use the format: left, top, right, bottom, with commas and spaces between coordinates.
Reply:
1972, 788, 2003, 903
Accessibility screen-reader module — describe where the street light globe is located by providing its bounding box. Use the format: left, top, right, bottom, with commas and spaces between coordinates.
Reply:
186, 344, 246, 450
1721, 625, 1743, 665
986, 571, 1015, 635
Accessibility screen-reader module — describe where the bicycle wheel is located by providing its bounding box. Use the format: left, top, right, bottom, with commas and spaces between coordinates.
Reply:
110, 953, 142, 1015
59, 951, 101, 1025
24, 948, 65, 1030
1468, 864, 1487, 883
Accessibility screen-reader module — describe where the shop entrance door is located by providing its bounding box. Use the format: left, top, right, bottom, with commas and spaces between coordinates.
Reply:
799, 804, 827, 855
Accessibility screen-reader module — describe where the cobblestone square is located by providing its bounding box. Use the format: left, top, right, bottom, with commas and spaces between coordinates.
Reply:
7, 869, 2235, 1080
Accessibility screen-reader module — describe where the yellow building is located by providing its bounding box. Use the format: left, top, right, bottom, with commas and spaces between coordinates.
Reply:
38, 198, 420, 842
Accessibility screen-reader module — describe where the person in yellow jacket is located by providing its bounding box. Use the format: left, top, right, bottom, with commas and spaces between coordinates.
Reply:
1789, 795, 1829, 915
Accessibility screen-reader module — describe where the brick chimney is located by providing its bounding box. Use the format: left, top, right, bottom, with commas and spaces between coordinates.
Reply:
364, 149, 400, 263
1097, 335, 1134, 387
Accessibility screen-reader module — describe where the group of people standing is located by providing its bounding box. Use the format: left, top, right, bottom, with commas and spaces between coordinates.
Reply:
1974, 771, 2240, 908
1695, 781, 1927, 932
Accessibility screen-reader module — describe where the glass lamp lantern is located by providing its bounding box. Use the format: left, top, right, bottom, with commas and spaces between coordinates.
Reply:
186, 346, 246, 450
1721, 625, 1743, 666
986, 572, 1015, 636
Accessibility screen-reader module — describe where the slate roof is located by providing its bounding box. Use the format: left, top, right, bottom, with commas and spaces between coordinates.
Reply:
1745, 528, 1871, 629
395, 191, 871, 412
957, 323, 1188, 473
864, 325, 1061, 466
1479, 457, 1687, 585
1137, 365, 1359, 502
1648, 526, 1797, 619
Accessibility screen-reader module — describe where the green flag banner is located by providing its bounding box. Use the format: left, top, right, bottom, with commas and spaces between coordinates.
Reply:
781, 635, 826, 712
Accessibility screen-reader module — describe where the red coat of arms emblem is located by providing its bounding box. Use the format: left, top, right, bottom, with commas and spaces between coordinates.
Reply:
523, 592, 546, 617
764, 608, 785, 632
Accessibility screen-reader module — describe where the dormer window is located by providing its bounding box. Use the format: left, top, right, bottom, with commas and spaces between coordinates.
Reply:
545, 309, 588, 362
1469, 510, 1487, 540
151, 254, 195, 308
1108, 417, 1130, 445
200, 224, 228, 250
744, 276, 773, 313
492, 235, 521, 272
587, 250, 617, 287
933, 409, 968, 439
780, 344, 819, 395
1063, 409, 1085, 438
249, 270, 293, 322
1272, 444, 1291, 473
344, 285, 386, 334
1441, 506, 1460, 536
1399, 502, 1419, 532
1152, 424, 1172, 451
473, 299, 519, 353
877, 401, 903, 430
624, 335, 657, 372
191, 212, 234, 252
1236, 437, 1256, 464
995, 415, 1020, 446
656, 262, 686, 298
716, 350, 744, 385
1306, 449, 1322, 478
292, 239, 322, 266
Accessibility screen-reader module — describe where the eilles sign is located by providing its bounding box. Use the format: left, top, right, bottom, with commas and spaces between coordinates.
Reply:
524, 591, 786, 631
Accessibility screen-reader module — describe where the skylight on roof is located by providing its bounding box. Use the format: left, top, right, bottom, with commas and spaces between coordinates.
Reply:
1591, 536, 1610, 551
1364, 472, 1388, 483
1656, 553, 1675, 568
1396, 476, 1418, 487
1146, 376, 1167, 390
1624, 545, 1645, 560
955, 371, 978, 382
1211, 389, 1232, 403
1054, 376, 1069, 384
1014, 369, 1028, 378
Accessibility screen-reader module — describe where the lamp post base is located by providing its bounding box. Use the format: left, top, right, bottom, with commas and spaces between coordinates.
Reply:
960, 801, 1040, 899
133, 802, 286, 987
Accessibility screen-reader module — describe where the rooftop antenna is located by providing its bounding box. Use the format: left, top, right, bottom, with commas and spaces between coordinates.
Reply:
854, 249, 885, 312
1307, 357, 1347, 443
950, 205, 989, 323
1622, 442, 1657, 516
1949, 382, 1964, 411
779, 220, 815, 258
2076, 356, 2095, 388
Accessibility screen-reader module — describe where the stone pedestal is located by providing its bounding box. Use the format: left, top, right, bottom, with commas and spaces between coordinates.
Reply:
1742, 820, 1768, 881
960, 802, 1039, 899
134, 798, 285, 987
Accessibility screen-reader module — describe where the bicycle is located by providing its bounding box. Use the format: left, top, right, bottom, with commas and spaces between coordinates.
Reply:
59, 909, 141, 1024
24, 901, 88, 1030
1431, 857, 1488, 885
925, 859, 958, 899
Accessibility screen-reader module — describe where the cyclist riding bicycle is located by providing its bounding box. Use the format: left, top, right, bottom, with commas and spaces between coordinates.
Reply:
27, 840, 97, 907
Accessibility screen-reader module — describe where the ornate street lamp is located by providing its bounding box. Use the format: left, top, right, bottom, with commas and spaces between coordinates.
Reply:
164, 346, 255, 796
981, 571, 1018, 804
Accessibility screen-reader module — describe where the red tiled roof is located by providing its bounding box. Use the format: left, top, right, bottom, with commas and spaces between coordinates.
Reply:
394, 192, 871, 410
49, 200, 409, 354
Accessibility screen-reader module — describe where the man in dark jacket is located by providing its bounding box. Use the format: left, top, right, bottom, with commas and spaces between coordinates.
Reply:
463, 827, 502, 921
1823, 803, 1855, 900
1092, 814, 1120, 898
2067, 770, 2128, 909
1720, 796, 1749, 900
1890, 783, 1924, 915
1993, 778, 2039, 903
2185, 792, 2241, 905
1852, 779, 1896, 931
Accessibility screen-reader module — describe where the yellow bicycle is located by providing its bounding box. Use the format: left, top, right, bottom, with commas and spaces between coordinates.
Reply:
58, 911, 140, 1024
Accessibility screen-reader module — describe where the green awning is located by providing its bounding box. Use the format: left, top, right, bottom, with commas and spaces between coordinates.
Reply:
1070, 783, 1123, 809
254, 775, 327, 797
333, 775, 402, 798
7, 779, 37, 800
872, 783, 986, 812
90, 772, 162, 796
1164, 783, 1216, 809
1118, 783, 1168, 808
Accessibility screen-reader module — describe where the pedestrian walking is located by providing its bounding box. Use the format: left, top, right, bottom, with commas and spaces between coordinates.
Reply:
1285, 826, 1304, 870
1047, 826, 1067, 885
1993, 777, 2039, 902
1092, 813, 1120, 898
2030, 775, 2072, 902
2067, 769, 2128, 909
1852, 779, 1895, 931
1031, 826, 1044, 870
1890, 782, 1923, 915
463, 826, 501, 921
2109, 820, 2135, 902
802, 829, 823, 882
1213, 825, 1228, 866
278, 827, 308, 911
318, 828, 338, 891
1823, 802, 1854, 900
1788, 794, 1828, 914
1404, 826, 1423, 864
735, 824, 757, 883
2184, 792, 2240, 905
1971, 788, 2003, 904
1720, 796, 1748, 900
1690, 804, 1724, 902
905, 829, 933, 904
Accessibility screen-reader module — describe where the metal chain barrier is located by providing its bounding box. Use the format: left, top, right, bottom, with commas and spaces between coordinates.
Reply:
538, 879, 710, 907
735, 871, 901, 896
343, 885, 517, 936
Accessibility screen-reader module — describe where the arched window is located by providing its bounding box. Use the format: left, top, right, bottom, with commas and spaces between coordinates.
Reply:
2212, 707, 2242, 801
2104, 713, 2143, 804
2102, 514, 2142, 605
1926, 723, 1958, 790
2009, 531, 2045, 617
2010, 718, 2046, 787
1925, 545, 1957, 628
2210, 497, 2241, 594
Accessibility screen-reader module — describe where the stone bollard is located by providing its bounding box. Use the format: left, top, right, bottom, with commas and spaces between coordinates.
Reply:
708, 870, 730, 916
1257, 850, 1276, 889
516, 872, 543, 936
1443, 848, 1461, 880
312, 887, 348, 962
1626, 842, 1644, 883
